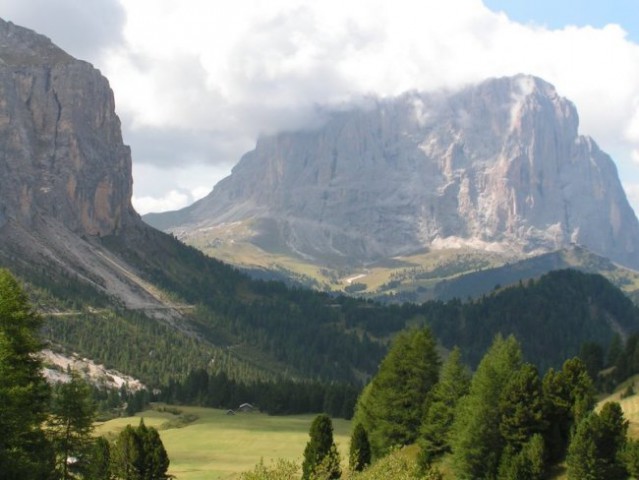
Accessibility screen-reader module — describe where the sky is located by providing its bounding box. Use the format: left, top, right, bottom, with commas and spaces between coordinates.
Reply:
2, 0, 639, 216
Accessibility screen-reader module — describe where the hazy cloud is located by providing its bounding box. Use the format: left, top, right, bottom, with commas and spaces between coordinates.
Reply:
3, 0, 639, 214
0, 0, 126, 63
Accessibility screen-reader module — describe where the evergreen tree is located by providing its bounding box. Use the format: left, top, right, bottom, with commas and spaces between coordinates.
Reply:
498, 363, 547, 451
49, 371, 97, 479
542, 357, 595, 461
86, 437, 112, 480
354, 327, 440, 457
497, 434, 546, 480
349, 423, 371, 472
566, 402, 628, 480
622, 438, 639, 478
111, 425, 144, 480
0, 269, 56, 478
137, 420, 170, 480
451, 334, 523, 480
418, 346, 470, 467
301, 414, 340, 480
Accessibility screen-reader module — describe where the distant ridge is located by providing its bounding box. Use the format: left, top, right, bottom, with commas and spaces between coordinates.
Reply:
147, 75, 639, 272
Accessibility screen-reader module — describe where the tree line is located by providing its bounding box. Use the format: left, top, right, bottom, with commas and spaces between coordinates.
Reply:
241, 327, 639, 479
0, 269, 170, 479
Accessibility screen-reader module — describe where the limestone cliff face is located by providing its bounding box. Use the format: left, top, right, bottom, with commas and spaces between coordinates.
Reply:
0, 18, 136, 236
150, 75, 639, 269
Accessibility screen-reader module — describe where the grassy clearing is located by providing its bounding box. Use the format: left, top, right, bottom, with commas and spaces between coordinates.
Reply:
95, 405, 351, 480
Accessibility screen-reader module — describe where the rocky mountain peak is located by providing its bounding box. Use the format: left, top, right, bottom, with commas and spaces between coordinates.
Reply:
147, 74, 639, 270
0, 18, 137, 237
0, 18, 73, 67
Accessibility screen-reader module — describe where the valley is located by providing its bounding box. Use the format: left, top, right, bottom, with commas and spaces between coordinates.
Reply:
2, 12, 639, 480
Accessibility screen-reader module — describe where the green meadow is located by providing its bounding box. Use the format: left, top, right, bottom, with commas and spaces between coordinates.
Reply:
95, 405, 351, 480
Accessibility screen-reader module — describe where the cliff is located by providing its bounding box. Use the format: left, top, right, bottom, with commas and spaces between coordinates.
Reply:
147, 75, 639, 270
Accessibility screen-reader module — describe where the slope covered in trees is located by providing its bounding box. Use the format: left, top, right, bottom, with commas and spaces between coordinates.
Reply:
11, 217, 639, 397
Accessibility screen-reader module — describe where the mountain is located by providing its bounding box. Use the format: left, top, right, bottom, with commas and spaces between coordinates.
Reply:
146, 74, 639, 281
1, 18, 639, 393
0, 18, 392, 387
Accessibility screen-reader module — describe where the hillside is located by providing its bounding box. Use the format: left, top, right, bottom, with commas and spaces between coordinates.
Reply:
1, 19, 639, 393
146, 75, 639, 290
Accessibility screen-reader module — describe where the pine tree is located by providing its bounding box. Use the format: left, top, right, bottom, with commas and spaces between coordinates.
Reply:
498, 363, 547, 451
302, 414, 341, 480
542, 357, 595, 461
349, 423, 371, 472
86, 437, 112, 480
451, 334, 523, 480
111, 424, 144, 480
354, 327, 440, 458
418, 347, 470, 467
0, 269, 56, 478
138, 420, 170, 480
497, 434, 546, 480
566, 402, 628, 480
49, 371, 97, 479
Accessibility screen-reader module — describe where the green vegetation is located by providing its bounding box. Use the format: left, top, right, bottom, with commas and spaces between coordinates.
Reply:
96, 407, 352, 480
353, 328, 440, 458
302, 414, 341, 480
49, 372, 97, 478
0, 269, 171, 480
349, 423, 371, 472
0, 269, 55, 477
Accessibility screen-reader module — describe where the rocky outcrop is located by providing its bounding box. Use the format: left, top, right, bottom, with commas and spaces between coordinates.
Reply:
0, 18, 137, 236
148, 75, 639, 270
0, 19, 174, 313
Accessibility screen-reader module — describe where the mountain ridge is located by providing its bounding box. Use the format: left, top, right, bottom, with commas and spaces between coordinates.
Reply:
146, 75, 639, 273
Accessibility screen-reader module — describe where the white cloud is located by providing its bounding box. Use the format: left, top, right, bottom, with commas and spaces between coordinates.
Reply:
4, 0, 639, 214
133, 190, 191, 215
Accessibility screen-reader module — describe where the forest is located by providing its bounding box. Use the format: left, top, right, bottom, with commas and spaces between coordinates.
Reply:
6, 262, 639, 479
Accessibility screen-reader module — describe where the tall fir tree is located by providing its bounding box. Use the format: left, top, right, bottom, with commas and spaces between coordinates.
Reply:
86, 437, 112, 480
0, 269, 56, 478
354, 327, 440, 458
498, 363, 547, 451
451, 334, 523, 480
418, 346, 471, 467
49, 371, 97, 479
349, 423, 371, 472
111, 424, 144, 480
137, 420, 171, 480
566, 402, 628, 480
542, 357, 595, 461
302, 414, 341, 480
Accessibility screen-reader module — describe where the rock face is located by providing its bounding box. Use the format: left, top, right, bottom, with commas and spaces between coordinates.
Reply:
0, 18, 136, 236
148, 75, 639, 269
0, 19, 174, 313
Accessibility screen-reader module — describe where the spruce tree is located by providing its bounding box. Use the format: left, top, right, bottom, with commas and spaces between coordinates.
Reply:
451, 334, 523, 480
542, 357, 595, 461
49, 371, 97, 479
0, 269, 55, 478
86, 437, 112, 480
566, 402, 628, 480
111, 424, 144, 480
498, 363, 547, 451
302, 414, 341, 480
354, 327, 440, 458
349, 423, 371, 472
138, 421, 170, 480
418, 346, 470, 467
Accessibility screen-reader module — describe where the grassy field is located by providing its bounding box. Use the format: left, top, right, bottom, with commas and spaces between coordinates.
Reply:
95, 405, 351, 480
94, 383, 639, 480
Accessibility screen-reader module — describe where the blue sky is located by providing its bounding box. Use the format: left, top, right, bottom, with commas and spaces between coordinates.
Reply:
484, 0, 639, 41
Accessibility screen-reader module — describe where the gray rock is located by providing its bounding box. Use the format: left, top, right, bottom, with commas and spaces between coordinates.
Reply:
0, 18, 137, 237
151, 75, 639, 269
